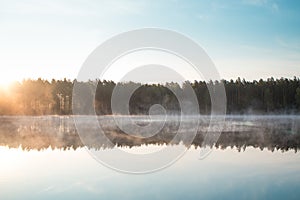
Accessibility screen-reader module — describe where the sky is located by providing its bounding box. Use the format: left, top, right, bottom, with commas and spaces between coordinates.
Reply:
0, 0, 300, 84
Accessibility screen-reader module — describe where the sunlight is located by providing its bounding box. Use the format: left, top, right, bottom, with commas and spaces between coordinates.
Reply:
0, 75, 14, 90
0, 147, 25, 172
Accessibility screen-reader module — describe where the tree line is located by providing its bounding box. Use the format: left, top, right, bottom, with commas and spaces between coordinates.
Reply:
1, 77, 300, 115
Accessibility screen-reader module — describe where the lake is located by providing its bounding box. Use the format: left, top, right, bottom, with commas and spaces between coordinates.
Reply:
0, 115, 300, 199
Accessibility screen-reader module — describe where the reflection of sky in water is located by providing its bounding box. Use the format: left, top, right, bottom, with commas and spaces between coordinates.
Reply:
1, 146, 300, 200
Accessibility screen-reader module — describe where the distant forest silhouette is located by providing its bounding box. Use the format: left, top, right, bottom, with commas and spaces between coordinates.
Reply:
1, 77, 300, 115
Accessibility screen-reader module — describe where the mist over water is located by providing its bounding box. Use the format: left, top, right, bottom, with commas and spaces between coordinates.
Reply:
0, 115, 299, 152
0, 113, 299, 200
1, 115, 300, 199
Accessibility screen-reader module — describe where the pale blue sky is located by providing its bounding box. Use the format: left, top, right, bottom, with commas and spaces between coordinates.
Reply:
0, 0, 299, 84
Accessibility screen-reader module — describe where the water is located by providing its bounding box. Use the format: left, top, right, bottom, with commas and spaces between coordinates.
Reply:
0, 115, 300, 199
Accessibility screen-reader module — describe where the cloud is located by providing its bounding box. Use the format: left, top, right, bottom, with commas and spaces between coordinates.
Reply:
242, 0, 269, 6
271, 3, 279, 12
195, 14, 209, 21
275, 37, 300, 51
0, 0, 146, 17
242, 0, 279, 11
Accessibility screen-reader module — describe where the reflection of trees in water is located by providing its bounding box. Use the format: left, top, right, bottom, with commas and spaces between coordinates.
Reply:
0, 116, 80, 150
0, 116, 299, 152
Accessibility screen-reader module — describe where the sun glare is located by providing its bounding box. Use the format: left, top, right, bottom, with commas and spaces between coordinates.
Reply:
0, 75, 16, 90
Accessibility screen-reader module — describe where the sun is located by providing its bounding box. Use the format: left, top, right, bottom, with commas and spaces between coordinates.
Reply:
0, 75, 16, 90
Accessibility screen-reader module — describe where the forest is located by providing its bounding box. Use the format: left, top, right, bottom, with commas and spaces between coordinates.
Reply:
0, 77, 300, 115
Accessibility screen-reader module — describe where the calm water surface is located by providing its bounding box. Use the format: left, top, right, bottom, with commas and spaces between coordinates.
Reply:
0, 116, 300, 200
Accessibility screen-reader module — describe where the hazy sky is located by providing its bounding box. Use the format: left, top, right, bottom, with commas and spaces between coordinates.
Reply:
0, 0, 300, 84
